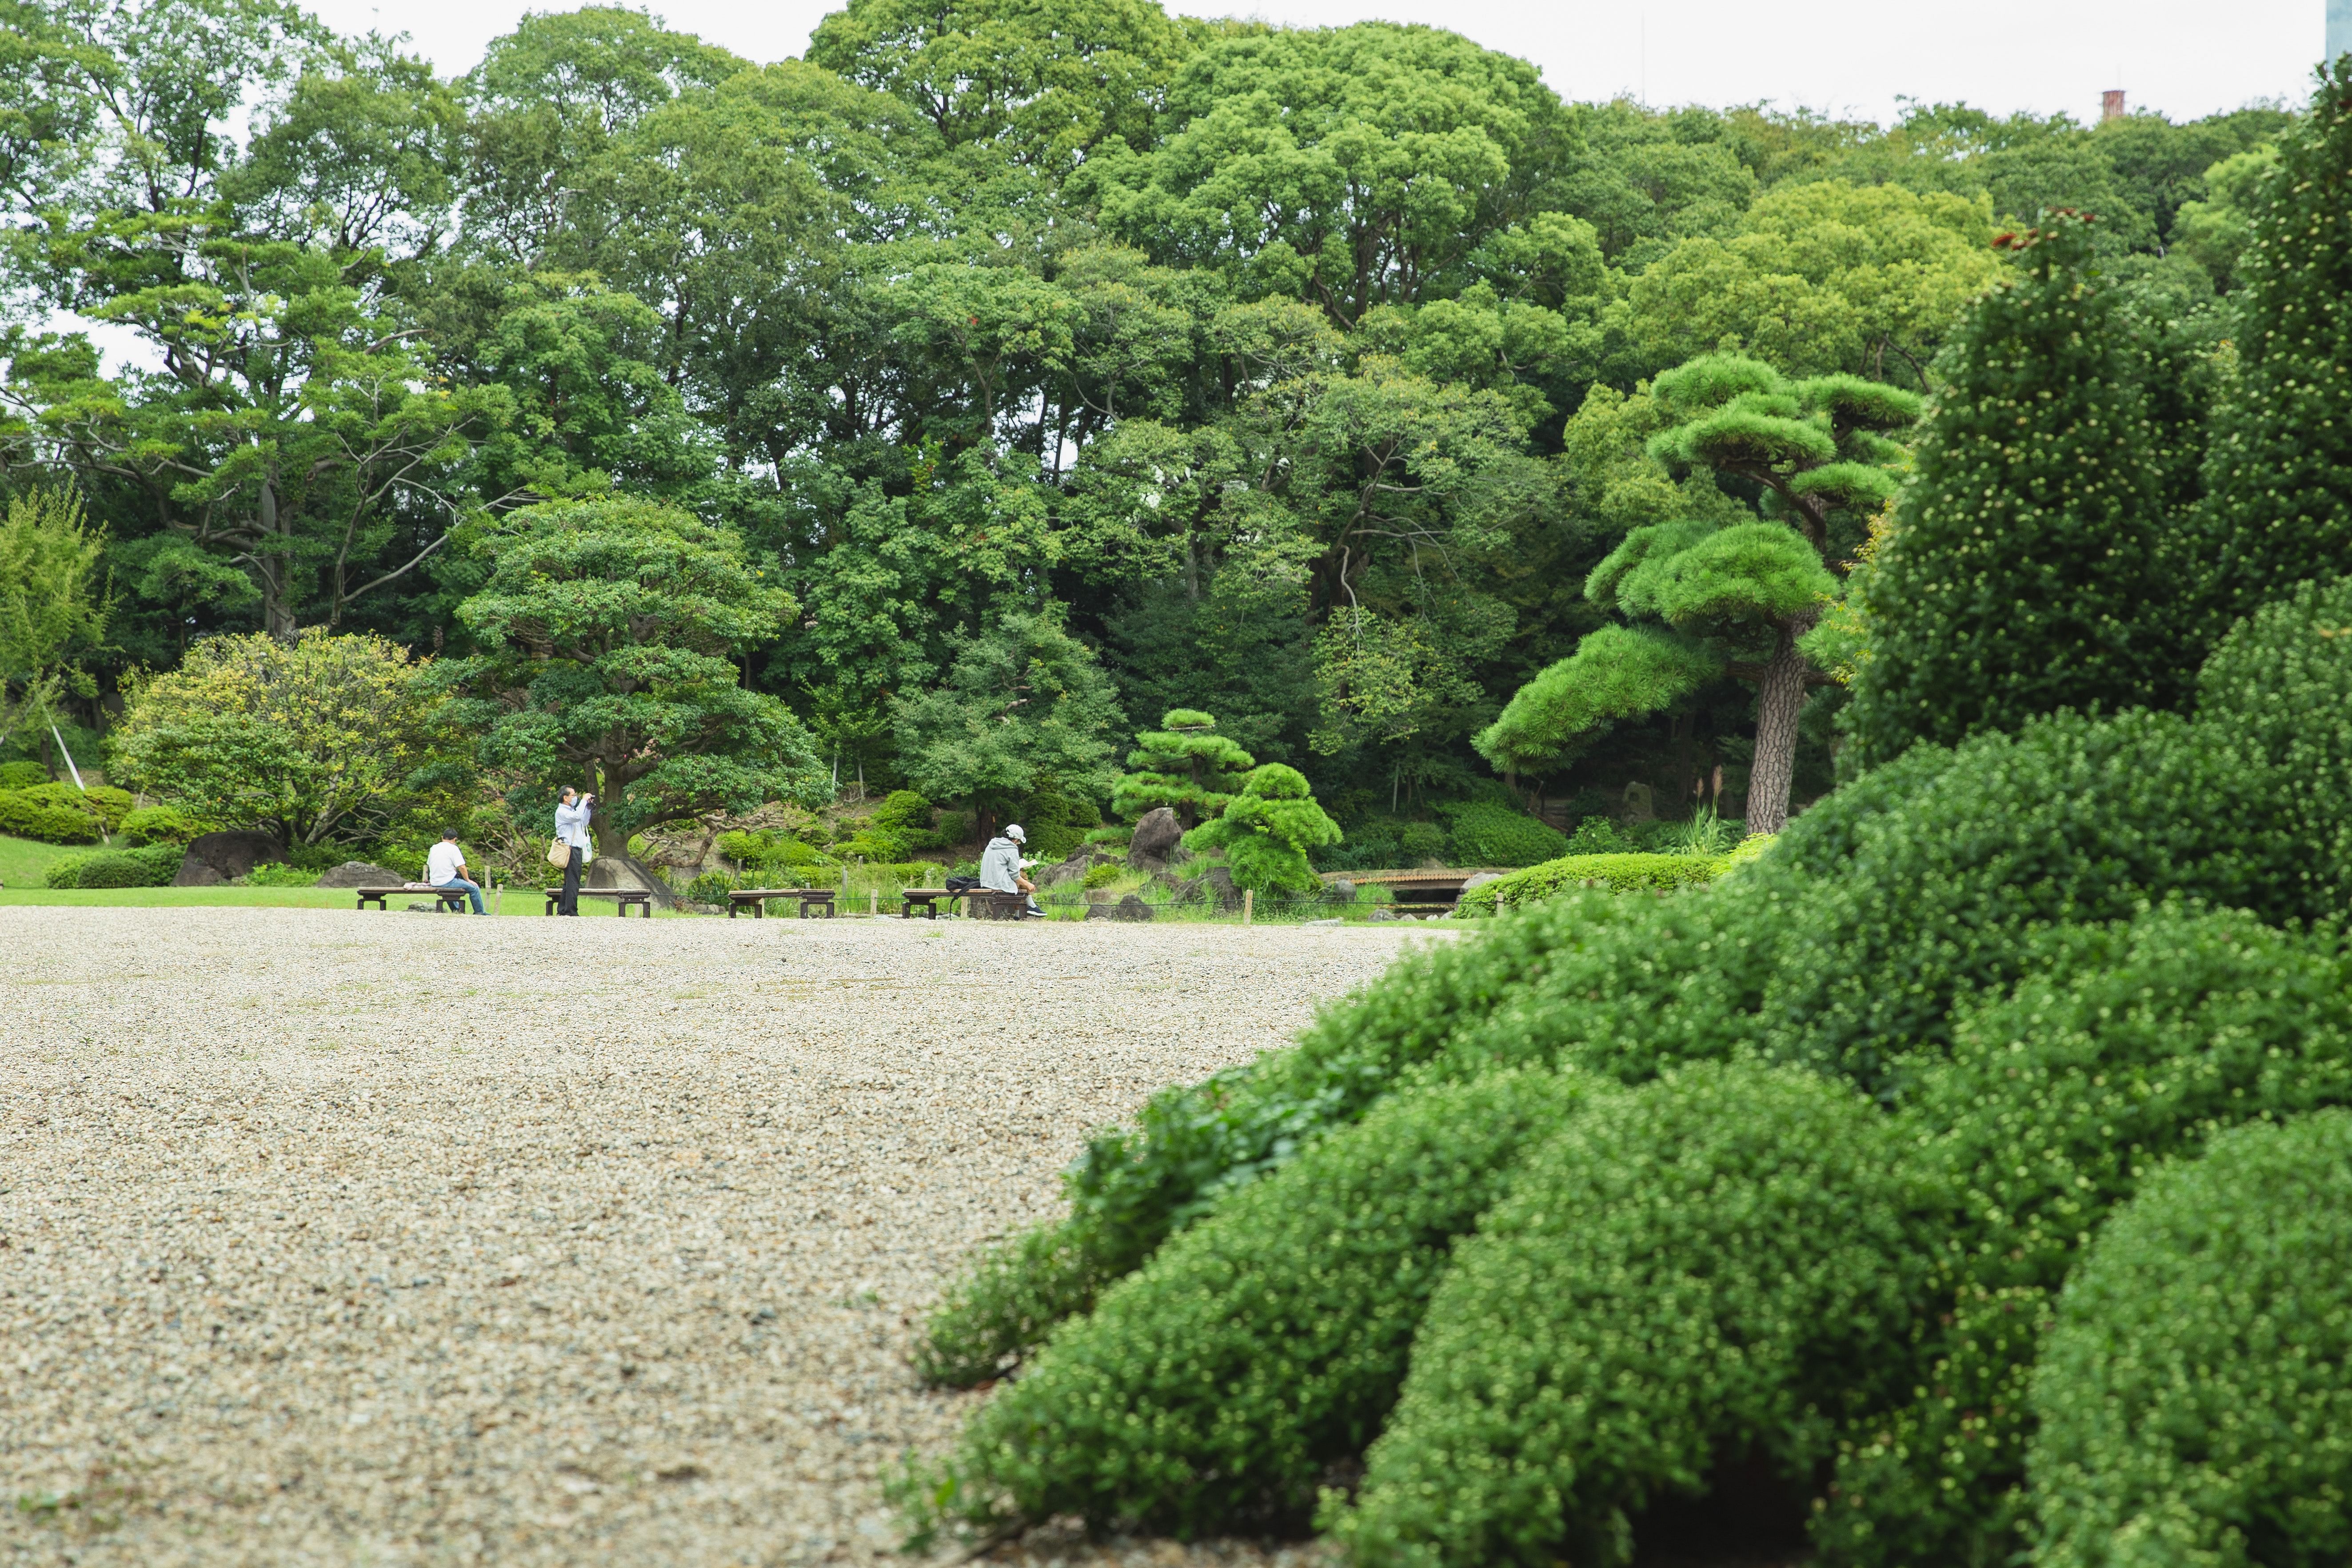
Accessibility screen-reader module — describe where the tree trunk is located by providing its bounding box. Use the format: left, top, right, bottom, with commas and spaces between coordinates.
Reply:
1745, 616, 1817, 837
259, 478, 299, 641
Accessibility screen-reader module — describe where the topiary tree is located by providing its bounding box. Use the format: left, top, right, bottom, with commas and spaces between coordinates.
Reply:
1479, 354, 1918, 834
2029, 1110, 2352, 1568
447, 497, 831, 876
2195, 58, 2352, 641
1180, 763, 1341, 892
1841, 211, 2197, 770
1110, 709, 1255, 829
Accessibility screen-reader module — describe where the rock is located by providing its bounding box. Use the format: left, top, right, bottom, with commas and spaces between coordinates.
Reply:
585, 852, 677, 909
1127, 807, 1183, 870
1085, 894, 1155, 922
174, 827, 285, 886
1039, 848, 1118, 888
314, 860, 407, 889
1196, 864, 1240, 910
1325, 877, 1355, 900
1370, 907, 1399, 922
1459, 871, 1505, 892
1304, 918, 1342, 927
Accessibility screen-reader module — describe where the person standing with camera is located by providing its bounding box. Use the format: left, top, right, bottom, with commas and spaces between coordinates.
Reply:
553, 786, 595, 916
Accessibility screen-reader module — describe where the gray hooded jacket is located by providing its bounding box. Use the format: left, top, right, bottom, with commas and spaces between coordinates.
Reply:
979, 835, 1024, 893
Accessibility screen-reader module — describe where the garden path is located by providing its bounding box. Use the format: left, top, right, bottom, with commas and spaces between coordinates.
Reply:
0, 910, 1438, 1567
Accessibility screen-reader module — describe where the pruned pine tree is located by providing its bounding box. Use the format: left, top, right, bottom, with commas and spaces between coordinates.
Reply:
1478, 355, 1917, 833
1841, 211, 2188, 769
1110, 709, 1257, 828
1180, 763, 1342, 893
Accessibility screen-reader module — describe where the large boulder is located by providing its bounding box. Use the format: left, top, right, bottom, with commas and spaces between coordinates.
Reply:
313, 860, 408, 889
1040, 847, 1120, 888
1128, 807, 1185, 870
1176, 862, 1241, 911
1086, 893, 1155, 922
174, 828, 286, 886
586, 852, 678, 909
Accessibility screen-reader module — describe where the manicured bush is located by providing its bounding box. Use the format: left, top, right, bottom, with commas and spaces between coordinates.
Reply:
1081, 862, 1121, 890
4, 781, 134, 832
912, 1070, 1604, 1542
1330, 1064, 1956, 1568
1452, 850, 1727, 914
242, 861, 322, 886
0, 789, 100, 843
2028, 1110, 2352, 1568
1181, 765, 1341, 893
1822, 903, 2352, 1568
1442, 800, 1568, 867
683, 871, 735, 903
0, 761, 47, 790
44, 842, 184, 888
119, 804, 202, 846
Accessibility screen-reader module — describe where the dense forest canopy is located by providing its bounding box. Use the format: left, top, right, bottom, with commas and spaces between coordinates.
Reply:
0, 0, 2296, 842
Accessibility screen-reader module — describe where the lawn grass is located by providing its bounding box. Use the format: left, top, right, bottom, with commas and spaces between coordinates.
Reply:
0, 834, 87, 889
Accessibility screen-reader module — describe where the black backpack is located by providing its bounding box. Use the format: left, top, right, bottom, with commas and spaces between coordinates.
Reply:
944, 874, 982, 893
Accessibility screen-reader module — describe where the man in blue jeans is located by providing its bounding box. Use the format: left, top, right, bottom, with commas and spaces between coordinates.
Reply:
425, 829, 486, 914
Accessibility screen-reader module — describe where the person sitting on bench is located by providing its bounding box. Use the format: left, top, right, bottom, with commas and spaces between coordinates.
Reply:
980, 823, 1043, 917
425, 828, 486, 914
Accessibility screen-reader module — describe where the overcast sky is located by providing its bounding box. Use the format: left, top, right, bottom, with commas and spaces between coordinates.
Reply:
300, 0, 2330, 125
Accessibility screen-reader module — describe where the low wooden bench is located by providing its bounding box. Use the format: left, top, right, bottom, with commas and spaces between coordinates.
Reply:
541, 888, 655, 917
355, 884, 473, 912
726, 887, 837, 918
965, 889, 1032, 921
898, 887, 959, 918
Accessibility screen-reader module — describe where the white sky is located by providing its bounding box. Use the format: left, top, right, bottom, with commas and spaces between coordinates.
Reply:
300, 0, 2332, 125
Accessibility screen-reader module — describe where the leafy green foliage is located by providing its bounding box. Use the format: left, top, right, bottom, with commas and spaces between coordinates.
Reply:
1181, 763, 1342, 892
1110, 710, 1256, 828
1440, 801, 1567, 866
1329, 1064, 1956, 1568
243, 861, 324, 886
910, 1070, 1600, 1541
1843, 213, 2196, 768
0, 762, 48, 790
2029, 1111, 2352, 1568
444, 497, 829, 846
118, 805, 202, 846
0, 790, 100, 844
890, 612, 1123, 827
0, 489, 110, 752
1452, 850, 1728, 914
112, 630, 455, 847
1822, 905, 2352, 1568
42, 842, 183, 888
2194, 61, 2352, 639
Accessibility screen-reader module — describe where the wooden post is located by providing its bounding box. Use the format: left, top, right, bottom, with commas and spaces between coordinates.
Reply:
869, 888, 879, 918
1242, 888, 1253, 926
494, 882, 503, 918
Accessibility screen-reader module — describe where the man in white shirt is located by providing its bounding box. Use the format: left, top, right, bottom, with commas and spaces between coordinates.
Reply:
425, 829, 485, 914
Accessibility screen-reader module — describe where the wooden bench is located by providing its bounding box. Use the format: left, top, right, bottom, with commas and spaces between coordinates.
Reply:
541, 888, 655, 917
355, 884, 473, 912
898, 887, 960, 918
726, 887, 837, 918
965, 889, 1032, 920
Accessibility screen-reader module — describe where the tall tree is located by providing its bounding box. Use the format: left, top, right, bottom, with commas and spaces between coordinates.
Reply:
0, 487, 110, 752
1841, 212, 2188, 770
2194, 59, 2352, 642
1479, 354, 1917, 832
1112, 708, 1255, 827
445, 497, 828, 874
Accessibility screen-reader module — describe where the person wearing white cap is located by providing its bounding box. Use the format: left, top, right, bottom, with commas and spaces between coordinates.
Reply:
980, 822, 1042, 916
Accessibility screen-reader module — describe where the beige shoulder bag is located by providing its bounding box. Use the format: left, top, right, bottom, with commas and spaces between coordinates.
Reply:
546, 839, 571, 868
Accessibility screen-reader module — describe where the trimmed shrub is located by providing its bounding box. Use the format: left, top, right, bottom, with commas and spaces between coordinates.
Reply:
0, 789, 100, 843
1823, 904, 2352, 1567
683, 871, 735, 903
1442, 800, 1569, 866
912, 1070, 1603, 1543
1181, 765, 1341, 893
0, 761, 48, 790
1453, 851, 1727, 914
119, 804, 202, 846
2028, 1110, 2352, 1568
242, 862, 322, 886
1081, 862, 1121, 890
44, 842, 184, 888
1330, 1064, 1956, 1568
7, 781, 133, 831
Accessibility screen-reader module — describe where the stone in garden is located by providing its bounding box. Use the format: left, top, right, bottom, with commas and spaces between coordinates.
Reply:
1180, 863, 1241, 910
586, 852, 676, 908
1459, 871, 1504, 892
1040, 848, 1117, 888
314, 861, 408, 888
1326, 878, 1355, 899
1086, 894, 1154, 922
174, 827, 286, 886
1127, 807, 1184, 869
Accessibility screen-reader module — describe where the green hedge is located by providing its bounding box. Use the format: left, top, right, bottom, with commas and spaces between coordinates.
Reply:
0, 762, 48, 790
1443, 801, 1568, 867
911, 1070, 1603, 1542
1452, 850, 1728, 914
1820, 903, 2352, 1567
1330, 1064, 1956, 1567
119, 804, 201, 846
44, 842, 185, 888
0, 790, 100, 844
2029, 1110, 2352, 1568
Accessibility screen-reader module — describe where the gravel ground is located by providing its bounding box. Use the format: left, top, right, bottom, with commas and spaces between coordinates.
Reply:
1, 908, 1447, 1568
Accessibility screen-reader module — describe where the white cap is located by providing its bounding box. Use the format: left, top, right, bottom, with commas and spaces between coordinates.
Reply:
1004, 824, 1026, 842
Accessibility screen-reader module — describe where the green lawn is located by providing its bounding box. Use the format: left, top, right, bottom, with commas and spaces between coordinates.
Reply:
0, 834, 84, 889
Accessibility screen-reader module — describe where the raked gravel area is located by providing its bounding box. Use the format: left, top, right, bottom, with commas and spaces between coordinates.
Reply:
1, 907, 1447, 1568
